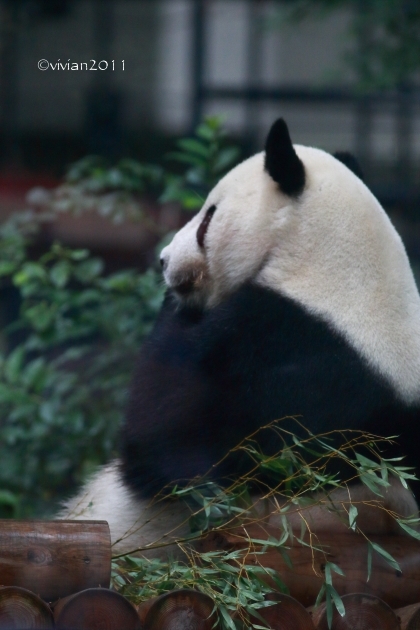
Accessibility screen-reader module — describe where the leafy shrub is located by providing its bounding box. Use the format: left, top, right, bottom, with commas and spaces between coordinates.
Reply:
0, 117, 240, 517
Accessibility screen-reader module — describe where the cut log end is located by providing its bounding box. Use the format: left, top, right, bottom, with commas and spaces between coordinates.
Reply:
396, 603, 420, 630
0, 586, 54, 629
143, 589, 219, 630
312, 593, 400, 630
258, 593, 315, 630
53, 588, 141, 630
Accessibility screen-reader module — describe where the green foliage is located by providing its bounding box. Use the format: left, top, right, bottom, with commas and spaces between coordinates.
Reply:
112, 551, 285, 630
66, 157, 164, 194
315, 562, 345, 628
62, 116, 241, 216
0, 117, 241, 517
0, 222, 164, 516
272, 0, 420, 90
112, 426, 419, 629
162, 116, 241, 210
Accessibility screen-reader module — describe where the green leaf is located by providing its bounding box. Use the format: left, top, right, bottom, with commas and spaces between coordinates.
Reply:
355, 453, 380, 468
0, 490, 18, 507
329, 585, 345, 617
74, 258, 104, 283
367, 540, 372, 582
348, 504, 358, 531
39, 401, 56, 425
70, 249, 90, 261
50, 260, 71, 288
369, 542, 401, 572
195, 122, 216, 141
0, 261, 17, 276
359, 473, 383, 496
326, 587, 333, 629
24, 303, 56, 332
22, 357, 47, 391
217, 605, 236, 630
397, 522, 420, 540
315, 584, 326, 609
13, 262, 47, 286
177, 138, 210, 158
4, 347, 25, 384
213, 147, 241, 174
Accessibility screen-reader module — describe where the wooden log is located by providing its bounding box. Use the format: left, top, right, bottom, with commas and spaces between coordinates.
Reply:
257, 592, 316, 629
137, 597, 158, 626
53, 587, 141, 630
198, 525, 420, 608
143, 589, 220, 630
0, 519, 111, 601
0, 586, 54, 629
396, 603, 420, 630
311, 593, 399, 629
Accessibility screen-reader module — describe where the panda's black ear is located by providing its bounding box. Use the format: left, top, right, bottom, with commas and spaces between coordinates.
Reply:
264, 118, 305, 196
333, 151, 365, 182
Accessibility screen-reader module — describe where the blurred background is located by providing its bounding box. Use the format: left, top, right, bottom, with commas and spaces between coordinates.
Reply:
1, 1, 420, 233
0, 0, 419, 516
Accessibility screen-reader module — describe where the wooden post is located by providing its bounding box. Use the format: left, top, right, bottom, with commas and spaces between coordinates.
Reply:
143, 589, 220, 630
0, 586, 54, 629
0, 519, 111, 600
53, 588, 141, 630
396, 603, 420, 630
198, 525, 420, 608
311, 593, 400, 629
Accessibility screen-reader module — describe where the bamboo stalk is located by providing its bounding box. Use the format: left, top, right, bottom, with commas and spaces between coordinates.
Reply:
312, 593, 399, 629
53, 588, 141, 630
0, 586, 54, 629
0, 519, 111, 601
198, 525, 420, 608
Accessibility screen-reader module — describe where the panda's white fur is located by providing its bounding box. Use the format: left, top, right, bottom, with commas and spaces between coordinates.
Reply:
162, 148, 420, 403
61, 462, 190, 556
60, 120, 420, 556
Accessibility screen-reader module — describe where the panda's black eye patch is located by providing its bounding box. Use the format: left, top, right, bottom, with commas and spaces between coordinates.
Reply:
196, 205, 217, 249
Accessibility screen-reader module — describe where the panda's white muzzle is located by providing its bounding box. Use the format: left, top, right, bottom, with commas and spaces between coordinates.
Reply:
160, 242, 209, 303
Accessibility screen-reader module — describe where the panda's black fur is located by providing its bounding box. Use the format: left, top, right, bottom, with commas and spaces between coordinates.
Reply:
61, 119, 420, 550
120, 119, 420, 502
122, 271, 420, 500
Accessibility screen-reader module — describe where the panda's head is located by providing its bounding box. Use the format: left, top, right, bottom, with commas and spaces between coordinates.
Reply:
161, 118, 420, 402
160, 119, 307, 308
160, 118, 408, 310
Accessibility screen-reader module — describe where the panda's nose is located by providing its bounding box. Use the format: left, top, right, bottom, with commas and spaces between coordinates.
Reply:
160, 255, 169, 272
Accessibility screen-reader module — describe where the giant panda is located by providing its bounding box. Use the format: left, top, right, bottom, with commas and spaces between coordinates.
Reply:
61, 119, 420, 555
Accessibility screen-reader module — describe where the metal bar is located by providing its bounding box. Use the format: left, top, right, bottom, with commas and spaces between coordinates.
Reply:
396, 84, 413, 188
0, 1, 21, 166
191, 0, 205, 130
244, 0, 263, 151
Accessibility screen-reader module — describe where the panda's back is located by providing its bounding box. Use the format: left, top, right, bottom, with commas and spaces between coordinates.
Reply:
121, 282, 419, 498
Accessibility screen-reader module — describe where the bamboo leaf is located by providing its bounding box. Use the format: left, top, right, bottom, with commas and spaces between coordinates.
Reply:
397, 522, 420, 540
369, 542, 401, 572
348, 504, 358, 531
